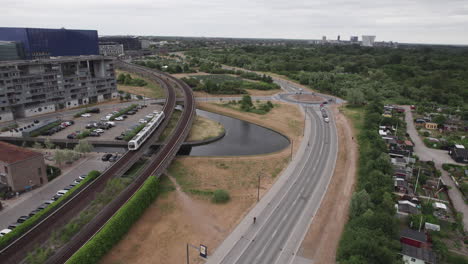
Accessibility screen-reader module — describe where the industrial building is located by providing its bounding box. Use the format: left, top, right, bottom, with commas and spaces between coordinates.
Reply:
0, 27, 99, 60
99, 42, 124, 57
0, 56, 118, 121
0, 141, 47, 192
99, 36, 142, 51
361, 35, 376, 47
0, 41, 24, 61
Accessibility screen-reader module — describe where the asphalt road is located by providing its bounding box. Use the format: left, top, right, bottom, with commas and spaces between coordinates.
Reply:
208, 105, 338, 264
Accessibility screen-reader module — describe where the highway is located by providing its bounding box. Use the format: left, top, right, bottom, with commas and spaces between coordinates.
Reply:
208, 105, 338, 264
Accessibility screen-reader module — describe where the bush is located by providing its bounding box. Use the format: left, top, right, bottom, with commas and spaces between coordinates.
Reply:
212, 189, 230, 203
109, 104, 138, 121
123, 123, 146, 141
29, 121, 62, 137
0, 170, 101, 249
67, 176, 161, 264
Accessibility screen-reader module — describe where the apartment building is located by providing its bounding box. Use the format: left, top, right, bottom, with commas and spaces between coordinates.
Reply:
0, 55, 118, 121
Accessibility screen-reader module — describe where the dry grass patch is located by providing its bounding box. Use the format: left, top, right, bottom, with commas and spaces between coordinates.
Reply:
187, 115, 224, 142
115, 69, 165, 99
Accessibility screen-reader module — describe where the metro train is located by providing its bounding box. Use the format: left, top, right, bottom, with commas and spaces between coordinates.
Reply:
128, 111, 165, 150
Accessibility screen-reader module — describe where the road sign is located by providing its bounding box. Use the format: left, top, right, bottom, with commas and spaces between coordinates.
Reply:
200, 244, 207, 258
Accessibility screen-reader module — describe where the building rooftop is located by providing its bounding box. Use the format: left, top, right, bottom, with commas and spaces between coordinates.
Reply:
400, 228, 427, 242
0, 141, 43, 164
401, 244, 437, 263
0, 55, 113, 66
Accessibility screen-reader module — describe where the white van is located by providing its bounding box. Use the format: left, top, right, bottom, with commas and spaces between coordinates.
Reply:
0, 229, 12, 237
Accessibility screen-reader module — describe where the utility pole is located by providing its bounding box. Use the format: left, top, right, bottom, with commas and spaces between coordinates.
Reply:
257, 172, 261, 202
414, 167, 421, 195
290, 140, 293, 161
186, 243, 189, 264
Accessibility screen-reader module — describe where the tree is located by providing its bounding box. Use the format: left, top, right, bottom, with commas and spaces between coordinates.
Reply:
74, 140, 93, 155
125, 93, 131, 100
347, 89, 365, 106
349, 190, 373, 219
240, 95, 253, 111
433, 114, 446, 126
32, 141, 43, 149
54, 150, 65, 166
44, 138, 55, 149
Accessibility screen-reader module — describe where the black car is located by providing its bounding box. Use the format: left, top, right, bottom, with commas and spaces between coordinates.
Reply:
115, 135, 124, 140
8, 223, 21, 229
67, 134, 76, 139
52, 194, 62, 201
63, 185, 74, 191
33, 119, 40, 124
122, 115, 128, 119
101, 153, 113, 161
89, 108, 100, 113
127, 111, 136, 115
37, 203, 49, 210
17, 215, 30, 223
29, 209, 42, 217
109, 154, 119, 162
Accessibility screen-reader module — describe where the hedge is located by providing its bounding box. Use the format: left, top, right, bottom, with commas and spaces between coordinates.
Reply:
29, 120, 62, 137
0, 170, 101, 249
46, 165, 61, 181
109, 104, 138, 121
68, 176, 161, 264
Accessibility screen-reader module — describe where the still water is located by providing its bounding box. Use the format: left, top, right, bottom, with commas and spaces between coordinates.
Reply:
186, 110, 290, 156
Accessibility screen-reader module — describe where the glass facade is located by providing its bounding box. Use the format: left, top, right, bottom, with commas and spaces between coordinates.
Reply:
0, 27, 99, 59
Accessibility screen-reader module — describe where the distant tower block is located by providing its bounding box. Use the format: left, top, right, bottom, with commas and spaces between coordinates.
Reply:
337, 35, 340, 41
350, 36, 358, 42
361, 35, 376, 47
322, 36, 326, 41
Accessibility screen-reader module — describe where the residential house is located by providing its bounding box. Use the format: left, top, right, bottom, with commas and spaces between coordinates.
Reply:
396, 200, 420, 216
391, 157, 407, 167
400, 229, 429, 248
0, 142, 47, 192
395, 178, 409, 194
401, 244, 437, 264
425, 123, 438, 130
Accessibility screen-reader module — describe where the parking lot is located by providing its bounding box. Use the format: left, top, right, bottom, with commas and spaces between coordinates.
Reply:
39, 103, 163, 141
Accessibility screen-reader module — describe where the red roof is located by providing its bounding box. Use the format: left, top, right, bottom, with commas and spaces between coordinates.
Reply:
404, 140, 414, 146
0, 141, 43, 164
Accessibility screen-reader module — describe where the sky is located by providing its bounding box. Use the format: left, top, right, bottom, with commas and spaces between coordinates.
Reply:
1, 0, 468, 45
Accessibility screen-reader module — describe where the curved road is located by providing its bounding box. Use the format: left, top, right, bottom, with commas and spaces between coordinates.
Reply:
208, 105, 338, 264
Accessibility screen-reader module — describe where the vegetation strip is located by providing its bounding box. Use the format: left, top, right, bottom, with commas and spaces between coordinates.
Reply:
109, 104, 138, 121
67, 176, 161, 264
0, 170, 101, 249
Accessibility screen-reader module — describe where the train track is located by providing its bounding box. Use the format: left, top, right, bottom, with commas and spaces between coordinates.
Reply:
45, 61, 195, 263
0, 62, 193, 263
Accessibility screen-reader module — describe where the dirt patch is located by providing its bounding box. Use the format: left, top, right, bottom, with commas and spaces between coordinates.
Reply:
288, 94, 325, 103
100, 102, 304, 264
187, 115, 225, 142
297, 104, 358, 263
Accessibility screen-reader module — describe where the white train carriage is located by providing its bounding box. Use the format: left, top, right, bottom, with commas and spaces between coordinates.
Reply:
128, 111, 165, 150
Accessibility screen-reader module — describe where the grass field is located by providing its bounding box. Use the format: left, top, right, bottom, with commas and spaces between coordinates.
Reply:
116, 69, 166, 99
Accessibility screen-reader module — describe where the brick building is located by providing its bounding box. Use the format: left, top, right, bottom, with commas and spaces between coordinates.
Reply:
0, 141, 47, 192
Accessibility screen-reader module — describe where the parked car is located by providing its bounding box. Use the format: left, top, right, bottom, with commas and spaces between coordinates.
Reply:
63, 185, 74, 191
44, 200, 55, 205
106, 121, 115, 126
93, 129, 105, 134
89, 108, 100, 113
89, 131, 100, 137
109, 154, 119, 162
145, 114, 154, 119
52, 194, 62, 201
81, 113, 91, 117
101, 153, 113, 161
33, 119, 40, 124
67, 134, 76, 139
139, 119, 148, 124
78, 174, 87, 180
37, 203, 49, 210
56, 190, 68, 196
0, 229, 12, 237
122, 115, 128, 119
115, 116, 124, 121
7, 223, 21, 229
115, 135, 124, 140
29, 208, 42, 217
17, 216, 30, 223
127, 111, 136, 115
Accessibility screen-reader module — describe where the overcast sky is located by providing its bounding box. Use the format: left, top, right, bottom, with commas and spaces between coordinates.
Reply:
2, 0, 467, 45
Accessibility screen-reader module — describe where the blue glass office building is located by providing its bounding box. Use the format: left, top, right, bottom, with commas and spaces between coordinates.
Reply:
0, 27, 99, 59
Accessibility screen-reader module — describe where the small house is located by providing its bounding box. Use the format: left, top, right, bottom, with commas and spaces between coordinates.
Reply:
425, 123, 438, 130
401, 244, 437, 264
400, 229, 428, 248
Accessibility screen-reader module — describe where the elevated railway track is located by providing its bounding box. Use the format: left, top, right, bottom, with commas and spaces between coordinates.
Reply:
0, 61, 195, 264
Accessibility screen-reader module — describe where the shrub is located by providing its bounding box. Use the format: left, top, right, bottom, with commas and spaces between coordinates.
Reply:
212, 189, 230, 203
67, 176, 160, 264
46, 165, 61, 181
29, 121, 62, 137
109, 104, 138, 121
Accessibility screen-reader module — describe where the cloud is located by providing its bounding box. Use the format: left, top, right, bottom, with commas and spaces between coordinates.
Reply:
0, 0, 466, 44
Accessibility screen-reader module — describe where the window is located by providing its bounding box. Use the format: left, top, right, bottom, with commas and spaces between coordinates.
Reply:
38, 167, 42, 176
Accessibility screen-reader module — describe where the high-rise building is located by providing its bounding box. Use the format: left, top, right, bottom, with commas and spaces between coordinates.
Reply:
322, 36, 327, 41
0, 27, 99, 59
361, 35, 376, 47
0, 41, 24, 61
0, 56, 118, 121
350, 36, 358, 43
99, 42, 124, 57
337, 35, 341, 41
99, 36, 142, 51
